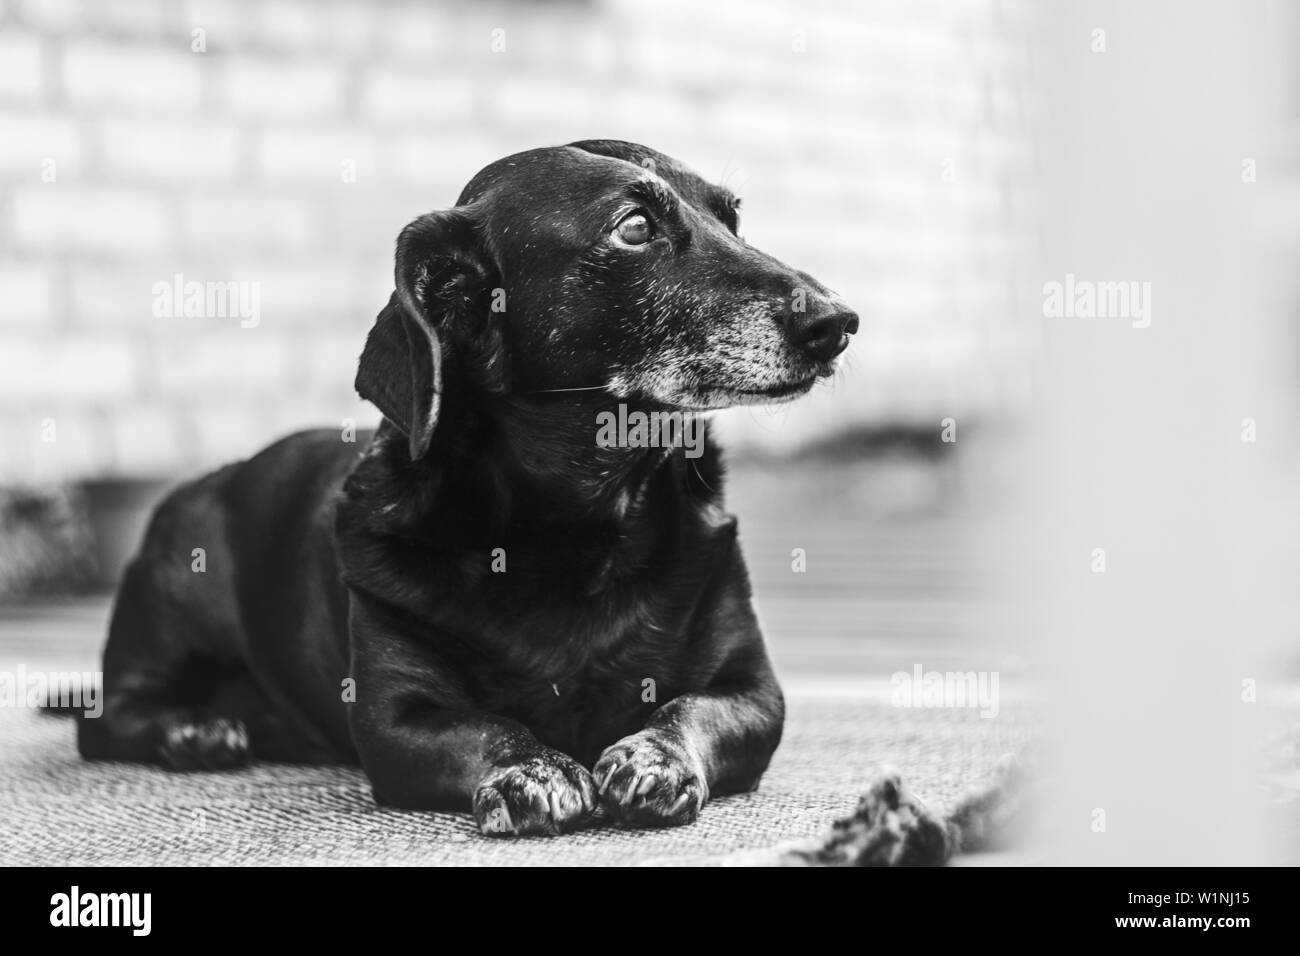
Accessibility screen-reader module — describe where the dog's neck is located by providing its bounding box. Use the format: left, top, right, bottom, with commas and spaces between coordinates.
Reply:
475, 393, 690, 526
358, 388, 722, 565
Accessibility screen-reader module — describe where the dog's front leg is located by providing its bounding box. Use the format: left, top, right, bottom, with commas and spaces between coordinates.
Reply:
347, 600, 596, 837
593, 562, 785, 828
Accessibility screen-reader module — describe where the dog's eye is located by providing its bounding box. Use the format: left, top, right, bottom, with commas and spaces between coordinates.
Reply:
614, 212, 654, 246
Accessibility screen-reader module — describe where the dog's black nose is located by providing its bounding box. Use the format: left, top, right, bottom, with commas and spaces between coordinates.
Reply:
786, 300, 858, 362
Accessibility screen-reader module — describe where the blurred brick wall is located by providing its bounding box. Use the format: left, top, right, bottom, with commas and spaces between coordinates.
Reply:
0, 0, 1042, 483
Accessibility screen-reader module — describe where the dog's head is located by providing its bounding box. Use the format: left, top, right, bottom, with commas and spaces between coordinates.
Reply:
357, 140, 857, 459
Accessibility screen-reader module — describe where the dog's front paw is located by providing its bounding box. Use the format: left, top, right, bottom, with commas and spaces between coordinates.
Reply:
472, 750, 596, 837
593, 731, 708, 828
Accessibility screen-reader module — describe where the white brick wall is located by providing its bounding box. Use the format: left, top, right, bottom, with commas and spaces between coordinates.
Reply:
11, 186, 169, 254
99, 120, 240, 183
252, 0, 376, 57
106, 402, 185, 476
150, 331, 290, 394
222, 57, 347, 118
256, 128, 378, 184
62, 41, 203, 111
0, 33, 44, 102
70, 265, 167, 329
180, 193, 317, 251
12, 0, 84, 32
0, 0, 1042, 481
10, 412, 111, 484
0, 336, 137, 403
0, 261, 58, 328
0, 113, 85, 177
359, 68, 476, 125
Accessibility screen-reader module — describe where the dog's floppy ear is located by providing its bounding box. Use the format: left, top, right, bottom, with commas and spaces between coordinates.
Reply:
355, 209, 492, 460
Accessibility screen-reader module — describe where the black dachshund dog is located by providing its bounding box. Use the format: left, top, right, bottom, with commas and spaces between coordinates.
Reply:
80, 140, 858, 836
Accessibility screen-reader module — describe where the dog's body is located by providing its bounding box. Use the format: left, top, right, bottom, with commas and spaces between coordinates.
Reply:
82, 140, 857, 836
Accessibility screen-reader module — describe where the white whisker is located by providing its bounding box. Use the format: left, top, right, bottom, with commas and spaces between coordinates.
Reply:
526, 385, 611, 394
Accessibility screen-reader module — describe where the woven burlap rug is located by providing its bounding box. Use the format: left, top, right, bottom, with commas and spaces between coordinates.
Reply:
0, 687, 1036, 866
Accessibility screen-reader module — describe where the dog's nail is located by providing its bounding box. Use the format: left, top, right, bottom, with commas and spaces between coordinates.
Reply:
483, 801, 514, 834
668, 793, 692, 815
636, 774, 658, 796
548, 791, 564, 820
620, 776, 641, 806
599, 766, 618, 796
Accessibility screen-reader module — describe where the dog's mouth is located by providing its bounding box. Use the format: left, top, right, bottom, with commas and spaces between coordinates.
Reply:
725, 377, 817, 402
673, 375, 819, 411
606, 350, 841, 413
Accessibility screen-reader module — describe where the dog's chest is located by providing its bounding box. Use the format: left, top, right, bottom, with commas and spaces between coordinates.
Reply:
439, 542, 719, 761
511, 663, 662, 765
473, 573, 693, 684
451, 586, 686, 762
395, 487, 739, 761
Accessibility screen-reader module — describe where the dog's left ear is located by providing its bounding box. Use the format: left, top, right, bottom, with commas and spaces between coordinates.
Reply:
356, 209, 495, 460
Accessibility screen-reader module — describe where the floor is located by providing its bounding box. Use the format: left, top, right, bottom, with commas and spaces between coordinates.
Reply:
2, 453, 1289, 864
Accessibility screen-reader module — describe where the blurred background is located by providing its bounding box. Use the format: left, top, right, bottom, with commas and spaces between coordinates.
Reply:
0, 0, 1297, 865
0, 0, 1040, 589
